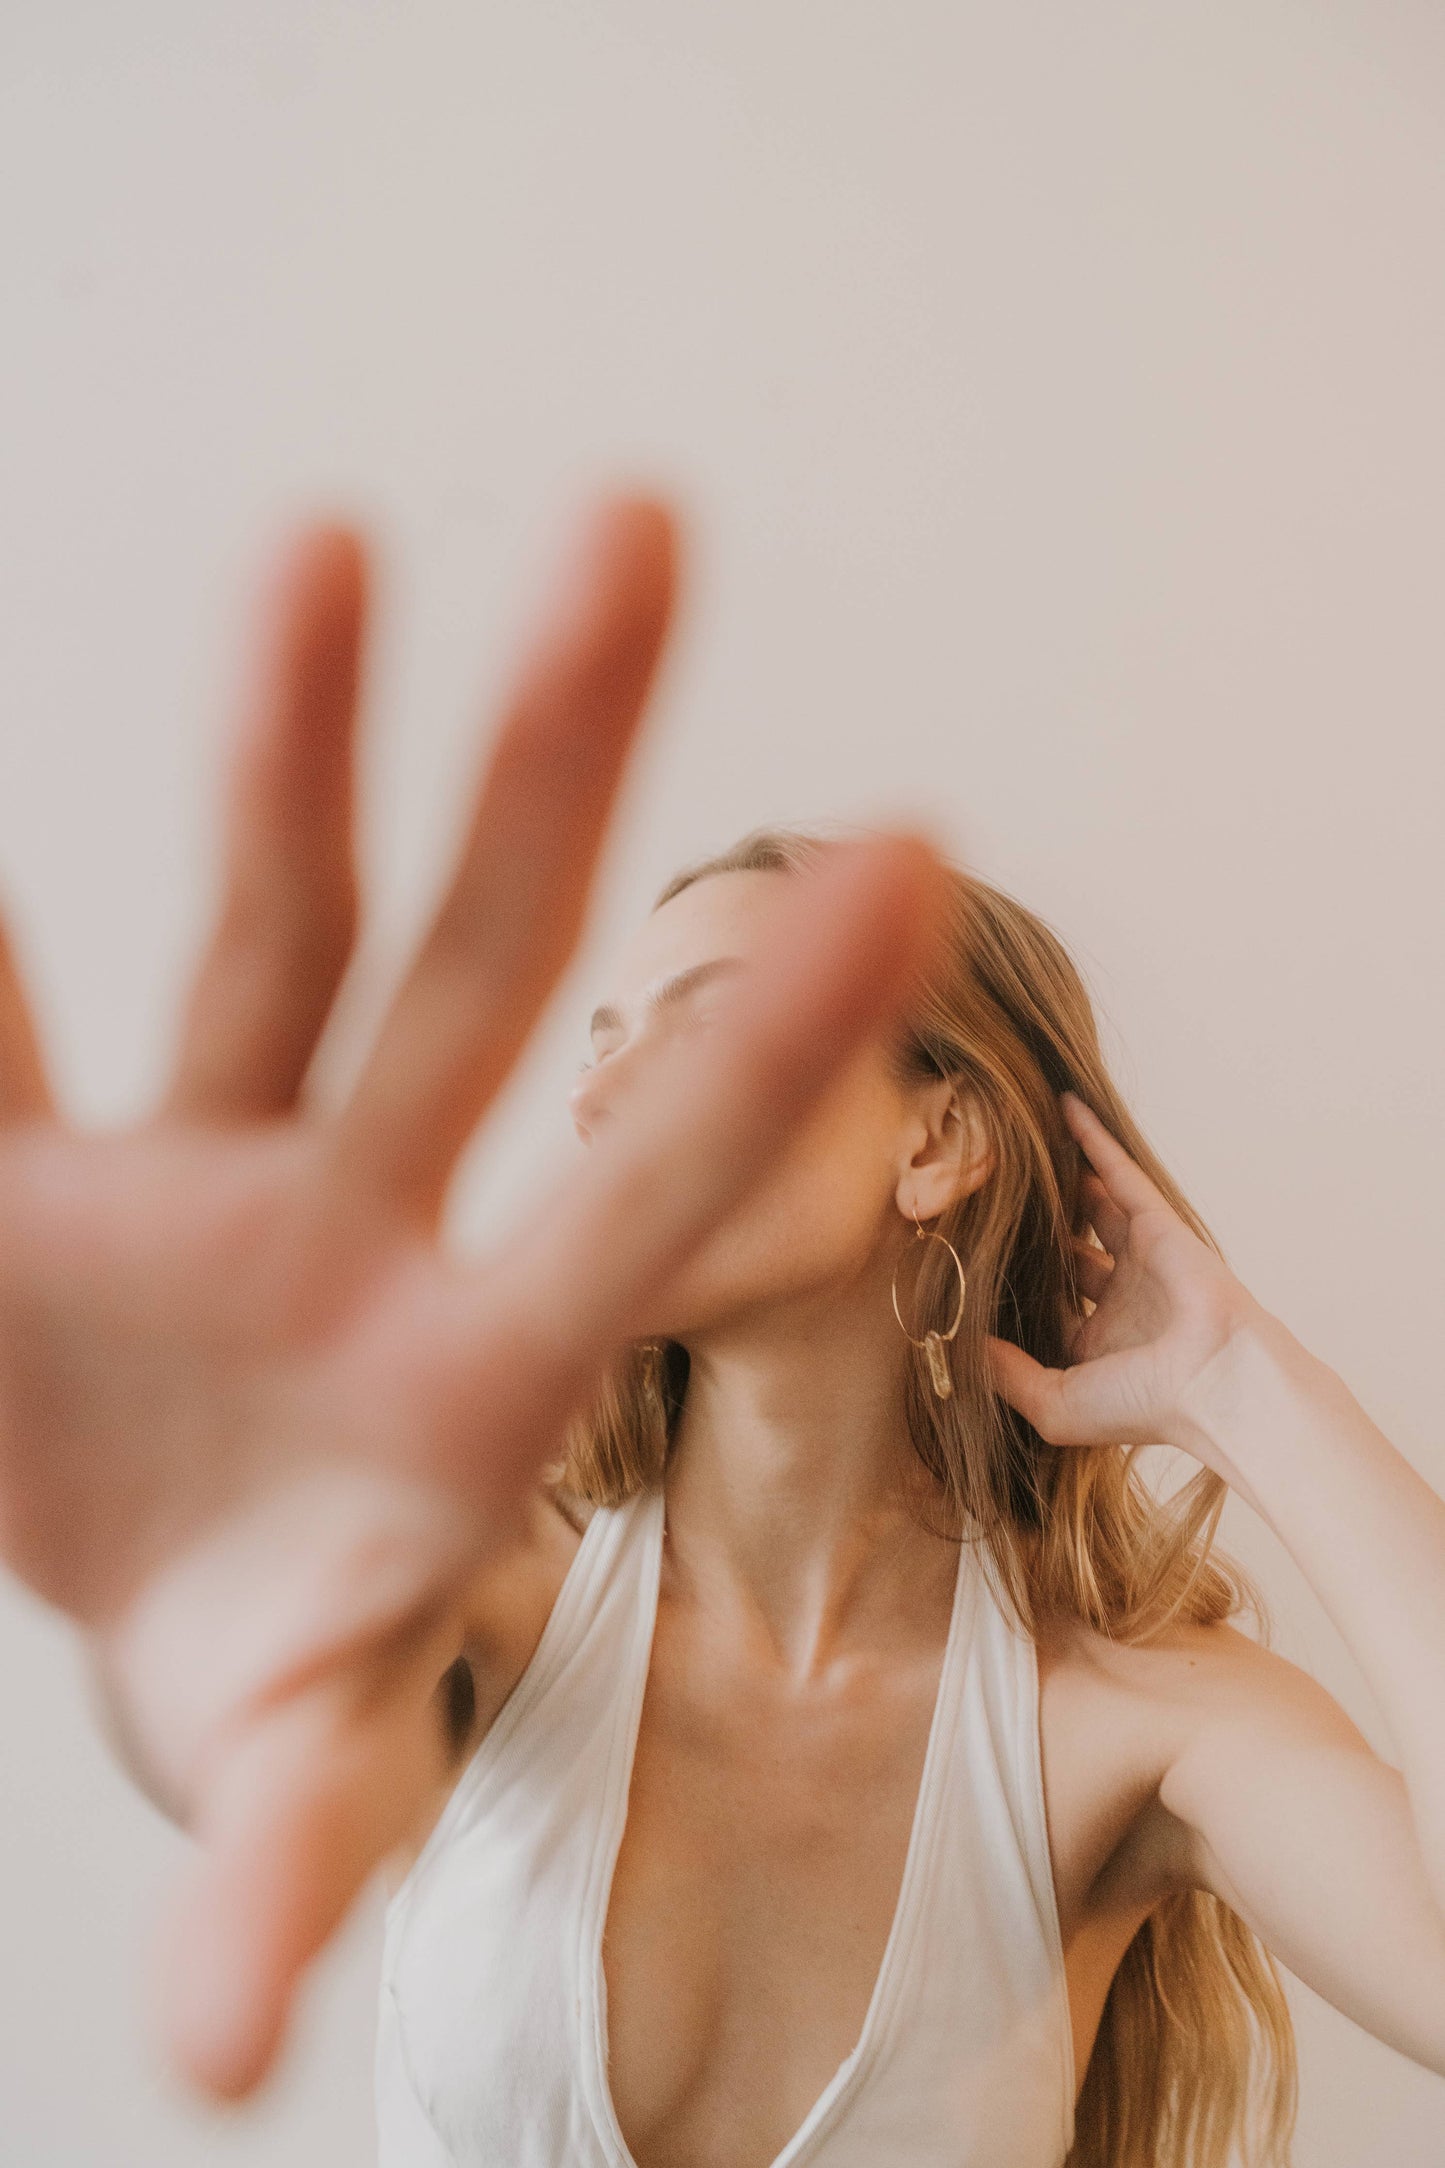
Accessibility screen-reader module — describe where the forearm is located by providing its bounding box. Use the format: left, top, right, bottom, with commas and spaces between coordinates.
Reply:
1177, 1308, 1445, 1925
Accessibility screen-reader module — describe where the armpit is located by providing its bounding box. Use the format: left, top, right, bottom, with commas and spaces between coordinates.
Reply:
436, 1652, 477, 1763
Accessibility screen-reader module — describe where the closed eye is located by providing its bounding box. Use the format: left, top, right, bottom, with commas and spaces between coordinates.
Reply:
583, 955, 746, 1072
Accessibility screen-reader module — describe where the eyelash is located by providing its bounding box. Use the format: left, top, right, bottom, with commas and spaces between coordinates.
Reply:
578, 1014, 716, 1075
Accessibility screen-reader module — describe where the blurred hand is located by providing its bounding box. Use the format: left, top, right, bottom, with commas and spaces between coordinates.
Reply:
0, 498, 949, 2102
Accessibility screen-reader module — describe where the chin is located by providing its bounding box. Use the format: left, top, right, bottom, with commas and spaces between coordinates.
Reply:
629, 1271, 759, 1346
636, 1282, 797, 1350
630, 1305, 721, 1348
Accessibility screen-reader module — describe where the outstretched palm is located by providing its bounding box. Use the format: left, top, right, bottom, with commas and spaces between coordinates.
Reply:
0, 500, 946, 2102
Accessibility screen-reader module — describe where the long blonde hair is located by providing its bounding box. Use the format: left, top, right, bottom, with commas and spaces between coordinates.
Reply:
552, 823, 1298, 2167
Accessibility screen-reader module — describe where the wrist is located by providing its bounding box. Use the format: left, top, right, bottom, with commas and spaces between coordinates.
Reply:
1169, 1302, 1332, 1511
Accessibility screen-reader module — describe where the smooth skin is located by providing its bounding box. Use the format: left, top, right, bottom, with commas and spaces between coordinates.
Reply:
381, 875, 1445, 2168
0, 494, 953, 2102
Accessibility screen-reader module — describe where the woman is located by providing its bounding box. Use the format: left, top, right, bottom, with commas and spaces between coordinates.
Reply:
373, 822, 1445, 2168
3, 500, 1444, 2168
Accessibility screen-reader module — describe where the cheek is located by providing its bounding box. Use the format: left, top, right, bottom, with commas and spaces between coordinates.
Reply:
686, 1108, 896, 1299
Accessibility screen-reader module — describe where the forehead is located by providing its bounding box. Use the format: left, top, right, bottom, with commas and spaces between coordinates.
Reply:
602, 867, 787, 1002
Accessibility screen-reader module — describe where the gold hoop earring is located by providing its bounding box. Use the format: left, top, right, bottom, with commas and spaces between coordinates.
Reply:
890, 1202, 966, 1400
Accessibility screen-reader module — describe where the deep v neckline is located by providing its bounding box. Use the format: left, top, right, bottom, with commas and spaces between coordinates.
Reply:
579, 1482, 977, 2168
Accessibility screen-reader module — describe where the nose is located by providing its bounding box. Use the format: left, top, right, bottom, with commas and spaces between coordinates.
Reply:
569, 1026, 662, 1140
568, 1075, 597, 1141
568, 1061, 616, 1142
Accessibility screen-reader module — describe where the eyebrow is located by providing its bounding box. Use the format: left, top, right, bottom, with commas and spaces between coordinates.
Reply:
589, 955, 746, 1039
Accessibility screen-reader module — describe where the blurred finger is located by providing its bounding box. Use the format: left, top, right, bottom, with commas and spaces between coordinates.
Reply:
418, 831, 954, 1503
0, 891, 56, 1122
325, 496, 678, 1231
151, 1616, 458, 2102
161, 524, 368, 1125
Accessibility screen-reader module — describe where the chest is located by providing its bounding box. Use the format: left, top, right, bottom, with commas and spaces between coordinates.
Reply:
599, 1593, 1157, 2168
603, 1604, 953, 2168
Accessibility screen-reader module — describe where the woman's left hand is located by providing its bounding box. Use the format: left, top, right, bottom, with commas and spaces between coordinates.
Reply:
985, 1091, 1268, 1465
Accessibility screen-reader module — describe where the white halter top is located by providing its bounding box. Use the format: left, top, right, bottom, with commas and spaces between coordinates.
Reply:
375, 1481, 1077, 2167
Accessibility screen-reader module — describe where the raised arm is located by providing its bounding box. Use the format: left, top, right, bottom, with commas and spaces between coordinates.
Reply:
992, 1093, 1445, 2078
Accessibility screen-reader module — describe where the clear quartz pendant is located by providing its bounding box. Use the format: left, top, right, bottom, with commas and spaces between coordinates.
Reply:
924, 1330, 953, 1399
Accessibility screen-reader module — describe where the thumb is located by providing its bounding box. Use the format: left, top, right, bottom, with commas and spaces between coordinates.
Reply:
149, 1656, 450, 2101
985, 1333, 1068, 1444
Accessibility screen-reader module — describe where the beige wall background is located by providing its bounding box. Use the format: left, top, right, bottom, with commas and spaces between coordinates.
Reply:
1, 2, 1443, 2161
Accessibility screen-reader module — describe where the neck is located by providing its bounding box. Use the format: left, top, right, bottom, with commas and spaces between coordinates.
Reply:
661, 1279, 959, 1678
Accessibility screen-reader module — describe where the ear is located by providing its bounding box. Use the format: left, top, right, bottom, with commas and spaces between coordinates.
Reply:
895, 1080, 993, 1223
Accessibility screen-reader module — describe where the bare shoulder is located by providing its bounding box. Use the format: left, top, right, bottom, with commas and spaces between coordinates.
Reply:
455, 1478, 598, 1710
1032, 1602, 1350, 1921
380, 1480, 598, 1897
1038, 1602, 1337, 1729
